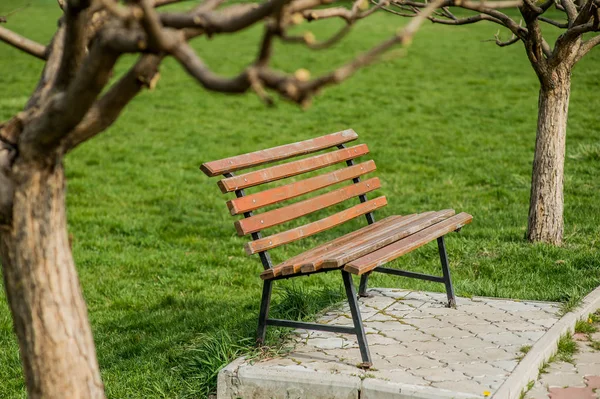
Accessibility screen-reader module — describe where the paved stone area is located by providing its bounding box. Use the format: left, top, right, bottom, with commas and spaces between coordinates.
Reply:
219, 288, 562, 398
525, 315, 600, 399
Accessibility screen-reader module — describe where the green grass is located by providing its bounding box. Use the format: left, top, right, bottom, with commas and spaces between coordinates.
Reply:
1, 0, 600, 398
555, 333, 578, 363
575, 318, 598, 334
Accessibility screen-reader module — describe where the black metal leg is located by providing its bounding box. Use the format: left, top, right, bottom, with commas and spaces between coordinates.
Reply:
256, 280, 273, 345
358, 272, 372, 297
437, 236, 456, 308
341, 271, 372, 368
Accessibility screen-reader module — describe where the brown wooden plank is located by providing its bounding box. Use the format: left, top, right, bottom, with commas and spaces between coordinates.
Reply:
258, 214, 401, 280
321, 209, 456, 269
297, 212, 428, 275
248, 196, 387, 255
235, 177, 381, 236
200, 129, 358, 177
344, 212, 473, 275
217, 144, 369, 193
227, 161, 376, 216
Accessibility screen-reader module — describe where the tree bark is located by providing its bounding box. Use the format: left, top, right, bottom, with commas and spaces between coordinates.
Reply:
0, 159, 105, 399
527, 68, 572, 245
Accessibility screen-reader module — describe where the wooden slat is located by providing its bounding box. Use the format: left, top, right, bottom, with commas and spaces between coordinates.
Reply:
344, 212, 473, 275
247, 196, 387, 255
227, 161, 376, 216
201, 129, 358, 177
217, 144, 369, 193
259, 213, 401, 280
235, 177, 381, 236
296, 212, 428, 275
321, 209, 456, 269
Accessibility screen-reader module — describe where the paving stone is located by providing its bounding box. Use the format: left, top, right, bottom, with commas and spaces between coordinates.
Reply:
518, 331, 547, 341
463, 323, 507, 334
478, 332, 532, 346
375, 289, 411, 299
454, 362, 507, 378
468, 347, 518, 361
328, 316, 354, 326
290, 350, 339, 363
481, 313, 528, 323
362, 296, 397, 310
539, 371, 587, 388
388, 355, 444, 370
411, 367, 467, 382
433, 379, 491, 396
301, 359, 364, 374
472, 374, 506, 390
577, 363, 600, 376
589, 331, 600, 342
410, 340, 457, 354
402, 309, 442, 319
517, 310, 561, 320
493, 303, 541, 313
366, 312, 397, 322
491, 359, 519, 372
383, 329, 436, 343
365, 333, 402, 346
305, 337, 348, 350
447, 314, 490, 325
574, 352, 600, 365
458, 304, 508, 314
547, 386, 595, 399
395, 299, 427, 309
364, 321, 413, 331
428, 350, 477, 364
496, 321, 547, 332
450, 336, 499, 350
546, 362, 577, 374
402, 317, 450, 329
370, 343, 422, 358
584, 375, 600, 389
430, 326, 472, 339
531, 318, 560, 328
412, 306, 461, 316
369, 368, 429, 386
525, 381, 551, 399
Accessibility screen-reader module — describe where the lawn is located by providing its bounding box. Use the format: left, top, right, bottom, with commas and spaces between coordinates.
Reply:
1, 0, 599, 397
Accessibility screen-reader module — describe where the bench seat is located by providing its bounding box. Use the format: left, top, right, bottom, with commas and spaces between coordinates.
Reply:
260, 210, 472, 280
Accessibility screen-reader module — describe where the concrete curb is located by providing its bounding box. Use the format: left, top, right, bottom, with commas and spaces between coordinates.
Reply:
217, 361, 482, 399
492, 285, 600, 399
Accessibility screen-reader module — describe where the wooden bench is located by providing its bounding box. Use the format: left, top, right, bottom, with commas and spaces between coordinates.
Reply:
201, 129, 472, 368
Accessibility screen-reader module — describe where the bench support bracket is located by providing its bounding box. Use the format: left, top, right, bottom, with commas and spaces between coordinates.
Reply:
360, 235, 457, 308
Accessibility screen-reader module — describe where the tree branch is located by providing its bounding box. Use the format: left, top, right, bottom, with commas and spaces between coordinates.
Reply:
64, 54, 162, 152
21, 40, 119, 153
561, 0, 579, 26
170, 0, 445, 104
385, 0, 525, 37
539, 16, 569, 27
55, 0, 93, 89
0, 26, 46, 59
159, 0, 291, 33
574, 33, 600, 61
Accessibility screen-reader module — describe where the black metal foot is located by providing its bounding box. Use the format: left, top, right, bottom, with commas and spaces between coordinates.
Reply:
341, 271, 372, 367
358, 272, 372, 297
256, 280, 273, 345
437, 236, 457, 308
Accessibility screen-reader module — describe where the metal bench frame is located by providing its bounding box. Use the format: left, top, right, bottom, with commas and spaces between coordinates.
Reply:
221, 142, 458, 368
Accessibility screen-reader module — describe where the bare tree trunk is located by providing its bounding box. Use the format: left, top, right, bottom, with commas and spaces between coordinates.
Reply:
0, 160, 105, 399
527, 68, 572, 245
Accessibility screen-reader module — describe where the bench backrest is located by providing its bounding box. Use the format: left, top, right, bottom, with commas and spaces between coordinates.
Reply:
200, 129, 386, 261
